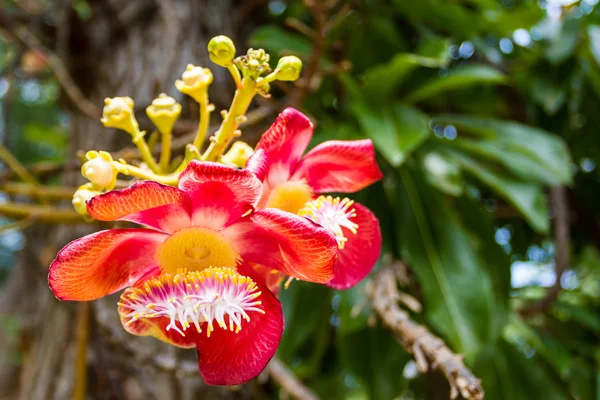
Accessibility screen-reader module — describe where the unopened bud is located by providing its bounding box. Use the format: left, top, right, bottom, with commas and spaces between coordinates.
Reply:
274, 56, 302, 81
221, 141, 255, 168
235, 48, 271, 79
72, 184, 101, 218
208, 35, 236, 67
81, 151, 118, 190
146, 93, 182, 134
101, 96, 138, 135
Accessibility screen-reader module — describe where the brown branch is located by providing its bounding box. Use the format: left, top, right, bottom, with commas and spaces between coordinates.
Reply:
0, 12, 101, 120
366, 264, 484, 400
0, 182, 76, 200
268, 358, 319, 400
520, 186, 570, 316
0, 202, 84, 224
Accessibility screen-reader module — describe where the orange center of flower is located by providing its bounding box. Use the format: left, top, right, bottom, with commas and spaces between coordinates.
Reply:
265, 180, 313, 214
155, 227, 240, 273
119, 268, 264, 337
299, 196, 358, 249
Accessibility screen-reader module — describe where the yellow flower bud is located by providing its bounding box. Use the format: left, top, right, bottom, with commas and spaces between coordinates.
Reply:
100, 96, 139, 135
221, 141, 255, 168
175, 64, 213, 101
72, 183, 101, 218
274, 56, 303, 81
146, 93, 182, 134
81, 151, 118, 190
208, 35, 236, 67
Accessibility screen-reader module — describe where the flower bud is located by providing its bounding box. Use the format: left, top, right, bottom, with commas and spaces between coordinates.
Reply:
146, 93, 182, 134
81, 151, 118, 190
274, 56, 302, 81
234, 48, 271, 79
101, 96, 139, 135
72, 184, 101, 218
221, 141, 254, 168
175, 64, 213, 101
208, 35, 236, 67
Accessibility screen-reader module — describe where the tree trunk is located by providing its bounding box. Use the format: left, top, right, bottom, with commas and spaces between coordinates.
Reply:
0, 1, 259, 398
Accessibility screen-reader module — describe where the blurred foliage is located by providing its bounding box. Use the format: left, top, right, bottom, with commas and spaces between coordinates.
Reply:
2, 0, 600, 399
249, 0, 600, 399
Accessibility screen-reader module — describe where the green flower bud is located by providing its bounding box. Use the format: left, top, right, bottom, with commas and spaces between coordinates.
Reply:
274, 56, 302, 81
235, 48, 271, 79
208, 35, 236, 67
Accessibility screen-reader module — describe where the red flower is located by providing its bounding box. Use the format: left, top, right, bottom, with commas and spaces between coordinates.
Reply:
247, 108, 383, 289
48, 161, 337, 385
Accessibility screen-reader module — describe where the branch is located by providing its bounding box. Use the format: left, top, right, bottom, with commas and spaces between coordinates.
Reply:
0, 182, 76, 200
520, 185, 570, 316
268, 358, 319, 400
0, 12, 101, 120
366, 264, 484, 400
0, 202, 84, 224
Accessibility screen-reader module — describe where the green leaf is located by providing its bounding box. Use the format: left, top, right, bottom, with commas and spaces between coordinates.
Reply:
420, 150, 464, 196
444, 148, 550, 233
403, 64, 507, 104
393, 166, 498, 361
337, 326, 410, 400
433, 115, 573, 185
352, 103, 430, 167
248, 25, 312, 56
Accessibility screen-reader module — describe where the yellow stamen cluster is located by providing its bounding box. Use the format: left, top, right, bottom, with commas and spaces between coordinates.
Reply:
299, 196, 359, 249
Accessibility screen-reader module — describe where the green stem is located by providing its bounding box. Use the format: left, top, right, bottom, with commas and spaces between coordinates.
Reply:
192, 93, 211, 149
202, 76, 256, 162
131, 131, 160, 173
113, 162, 178, 186
159, 131, 172, 173
228, 64, 242, 89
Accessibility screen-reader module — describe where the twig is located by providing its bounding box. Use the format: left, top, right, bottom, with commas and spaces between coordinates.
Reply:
268, 358, 319, 400
0, 144, 49, 204
73, 303, 90, 400
0, 159, 81, 181
520, 186, 570, 316
0, 202, 84, 223
0, 182, 76, 200
0, 13, 101, 120
366, 264, 484, 400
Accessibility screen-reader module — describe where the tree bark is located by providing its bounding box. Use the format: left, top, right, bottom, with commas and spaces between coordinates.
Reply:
0, 1, 258, 398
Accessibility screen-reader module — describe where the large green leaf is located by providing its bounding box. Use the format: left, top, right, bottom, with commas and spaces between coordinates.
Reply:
403, 64, 507, 104
352, 103, 430, 167
393, 166, 498, 361
444, 148, 550, 233
248, 25, 312, 56
433, 115, 573, 185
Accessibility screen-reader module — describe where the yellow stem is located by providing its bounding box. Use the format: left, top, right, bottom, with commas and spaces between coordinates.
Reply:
228, 64, 242, 90
73, 302, 90, 400
175, 145, 201, 173
202, 76, 256, 162
159, 131, 172, 173
131, 131, 160, 173
113, 161, 178, 186
192, 92, 211, 150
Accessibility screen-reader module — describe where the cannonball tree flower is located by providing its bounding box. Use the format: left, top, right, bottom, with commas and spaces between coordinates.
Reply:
246, 108, 383, 289
48, 161, 337, 385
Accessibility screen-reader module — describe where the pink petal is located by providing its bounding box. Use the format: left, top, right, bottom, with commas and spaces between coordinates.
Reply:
87, 181, 192, 234
292, 139, 383, 193
178, 161, 263, 229
246, 149, 268, 182
48, 229, 167, 301
255, 108, 313, 186
195, 263, 284, 385
327, 203, 381, 289
222, 209, 338, 283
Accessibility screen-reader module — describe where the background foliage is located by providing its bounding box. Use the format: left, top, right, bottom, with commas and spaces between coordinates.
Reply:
2, 0, 600, 399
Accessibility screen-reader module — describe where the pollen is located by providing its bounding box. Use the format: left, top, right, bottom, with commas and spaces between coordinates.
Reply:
119, 267, 264, 337
299, 196, 358, 249
265, 179, 313, 214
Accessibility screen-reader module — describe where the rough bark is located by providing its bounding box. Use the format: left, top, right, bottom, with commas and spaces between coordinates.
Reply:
0, 1, 258, 398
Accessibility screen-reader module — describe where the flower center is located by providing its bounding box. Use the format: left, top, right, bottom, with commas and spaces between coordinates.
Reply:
299, 196, 358, 249
265, 180, 313, 214
155, 227, 240, 273
119, 268, 264, 337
